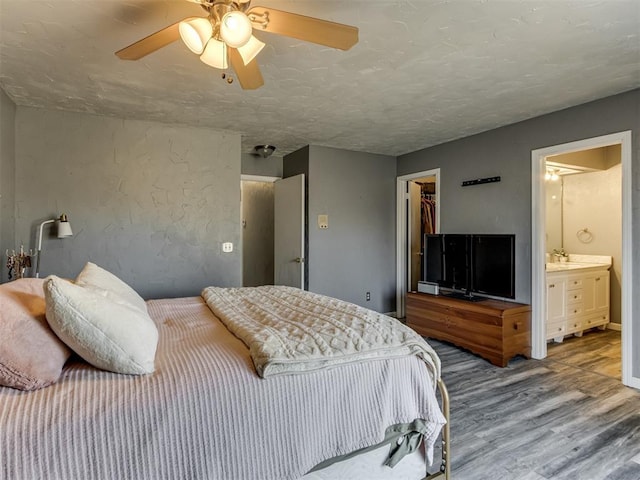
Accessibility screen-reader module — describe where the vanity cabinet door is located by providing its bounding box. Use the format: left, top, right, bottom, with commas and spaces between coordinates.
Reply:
593, 271, 610, 312
582, 271, 610, 316
546, 276, 566, 323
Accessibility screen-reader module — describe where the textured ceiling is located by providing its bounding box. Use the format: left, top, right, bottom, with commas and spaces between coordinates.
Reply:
0, 0, 638, 157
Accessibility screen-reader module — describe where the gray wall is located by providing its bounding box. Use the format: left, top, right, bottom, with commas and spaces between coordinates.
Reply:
397, 88, 640, 379
305, 146, 396, 313
0, 89, 16, 283
241, 152, 283, 178
13, 107, 242, 299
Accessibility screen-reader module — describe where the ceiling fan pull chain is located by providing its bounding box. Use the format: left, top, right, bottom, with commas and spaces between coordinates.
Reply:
221, 72, 234, 84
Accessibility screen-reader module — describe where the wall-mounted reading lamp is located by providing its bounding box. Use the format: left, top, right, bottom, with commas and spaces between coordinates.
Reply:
35, 214, 73, 278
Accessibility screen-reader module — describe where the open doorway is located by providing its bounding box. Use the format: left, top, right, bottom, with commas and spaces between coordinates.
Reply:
241, 175, 278, 287
531, 131, 637, 388
396, 169, 440, 318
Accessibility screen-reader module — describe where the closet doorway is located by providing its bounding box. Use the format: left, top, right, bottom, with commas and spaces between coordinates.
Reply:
396, 169, 440, 318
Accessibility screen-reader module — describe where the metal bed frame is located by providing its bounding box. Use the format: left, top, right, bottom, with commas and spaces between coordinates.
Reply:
424, 378, 451, 480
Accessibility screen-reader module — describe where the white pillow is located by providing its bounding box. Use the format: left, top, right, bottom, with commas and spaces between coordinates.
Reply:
44, 276, 158, 375
75, 262, 147, 313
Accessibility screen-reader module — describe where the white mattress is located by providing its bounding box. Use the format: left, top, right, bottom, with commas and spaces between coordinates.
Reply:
0, 296, 444, 480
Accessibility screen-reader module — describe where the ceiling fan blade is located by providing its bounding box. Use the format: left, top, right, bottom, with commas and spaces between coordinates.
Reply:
116, 19, 190, 60
247, 6, 358, 51
228, 47, 264, 90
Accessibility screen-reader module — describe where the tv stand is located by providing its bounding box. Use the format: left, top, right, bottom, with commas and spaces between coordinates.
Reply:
406, 292, 531, 367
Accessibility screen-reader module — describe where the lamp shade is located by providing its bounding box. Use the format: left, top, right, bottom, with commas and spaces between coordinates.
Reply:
179, 17, 213, 54
57, 217, 73, 238
200, 38, 228, 69
35, 213, 73, 278
237, 35, 265, 65
220, 11, 253, 48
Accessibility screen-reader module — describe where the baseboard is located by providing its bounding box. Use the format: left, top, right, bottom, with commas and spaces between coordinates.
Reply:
607, 323, 622, 331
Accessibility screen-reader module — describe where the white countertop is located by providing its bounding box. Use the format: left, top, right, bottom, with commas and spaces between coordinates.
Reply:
546, 262, 610, 273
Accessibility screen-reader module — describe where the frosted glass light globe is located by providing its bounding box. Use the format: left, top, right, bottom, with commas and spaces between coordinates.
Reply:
220, 11, 253, 48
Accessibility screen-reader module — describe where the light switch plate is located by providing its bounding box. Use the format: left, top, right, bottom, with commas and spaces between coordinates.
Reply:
318, 214, 329, 229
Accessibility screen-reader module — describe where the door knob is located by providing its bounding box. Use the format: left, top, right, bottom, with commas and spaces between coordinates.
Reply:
295, 257, 305, 263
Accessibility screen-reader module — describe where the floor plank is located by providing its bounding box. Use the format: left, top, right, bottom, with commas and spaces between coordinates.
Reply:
425, 329, 640, 480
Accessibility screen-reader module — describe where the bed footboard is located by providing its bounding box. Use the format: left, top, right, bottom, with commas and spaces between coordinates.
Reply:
424, 378, 451, 480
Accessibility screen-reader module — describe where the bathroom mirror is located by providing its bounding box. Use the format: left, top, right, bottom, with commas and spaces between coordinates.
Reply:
545, 177, 563, 253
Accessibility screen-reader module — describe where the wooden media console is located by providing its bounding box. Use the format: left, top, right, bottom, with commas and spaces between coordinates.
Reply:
406, 292, 531, 367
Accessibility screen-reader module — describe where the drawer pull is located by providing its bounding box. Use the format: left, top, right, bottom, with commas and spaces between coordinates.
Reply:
549, 284, 555, 288
513, 321, 522, 331
574, 310, 578, 314
574, 295, 578, 299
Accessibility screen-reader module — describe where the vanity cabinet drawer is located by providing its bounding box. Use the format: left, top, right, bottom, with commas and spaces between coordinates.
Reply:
584, 313, 609, 329
567, 278, 583, 290
567, 290, 583, 304
547, 321, 566, 338
566, 319, 583, 334
566, 305, 583, 318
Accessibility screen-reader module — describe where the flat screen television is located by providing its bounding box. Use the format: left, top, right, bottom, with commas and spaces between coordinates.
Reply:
423, 233, 516, 300
471, 234, 516, 299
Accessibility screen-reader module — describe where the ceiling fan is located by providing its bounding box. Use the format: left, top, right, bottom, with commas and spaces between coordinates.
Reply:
115, 0, 359, 90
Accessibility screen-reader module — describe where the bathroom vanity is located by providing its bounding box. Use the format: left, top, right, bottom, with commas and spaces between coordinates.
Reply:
546, 255, 611, 342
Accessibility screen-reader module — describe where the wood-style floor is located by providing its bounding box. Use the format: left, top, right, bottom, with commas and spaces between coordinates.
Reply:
426, 329, 640, 480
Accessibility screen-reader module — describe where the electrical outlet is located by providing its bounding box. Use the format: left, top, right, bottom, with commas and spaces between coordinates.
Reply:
222, 242, 233, 253
318, 214, 329, 229
366, 292, 371, 301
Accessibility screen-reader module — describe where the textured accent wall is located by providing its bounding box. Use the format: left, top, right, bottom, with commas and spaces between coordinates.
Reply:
14, 107, 241, 298
0, 89, 16, 283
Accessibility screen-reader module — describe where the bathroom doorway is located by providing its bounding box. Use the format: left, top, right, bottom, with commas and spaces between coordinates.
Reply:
531, 131, 636, 388
544, 145, 622, 377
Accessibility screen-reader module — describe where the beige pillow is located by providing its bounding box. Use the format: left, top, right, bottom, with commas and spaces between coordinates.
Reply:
75, 262, 147, 313
0, 278, 71, 390
44, 276, 158, 375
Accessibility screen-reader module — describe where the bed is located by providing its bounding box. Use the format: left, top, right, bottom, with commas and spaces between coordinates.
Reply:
0, 266, 450, 480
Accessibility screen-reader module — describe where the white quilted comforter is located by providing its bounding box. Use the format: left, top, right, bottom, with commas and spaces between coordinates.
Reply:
201, 285, 441, 380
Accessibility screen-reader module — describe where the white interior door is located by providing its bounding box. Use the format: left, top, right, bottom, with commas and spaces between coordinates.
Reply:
274, 174, 305, 288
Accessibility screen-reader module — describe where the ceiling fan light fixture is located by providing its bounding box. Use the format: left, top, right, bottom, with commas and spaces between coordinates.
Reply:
179, 17, 213, 54
200, 38, 228, 69
220, 11, 253, 48
237, 35, 265, 65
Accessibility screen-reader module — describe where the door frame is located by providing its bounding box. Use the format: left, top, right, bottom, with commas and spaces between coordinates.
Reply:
396, 168, 440, 318
530, 130, 637, 388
